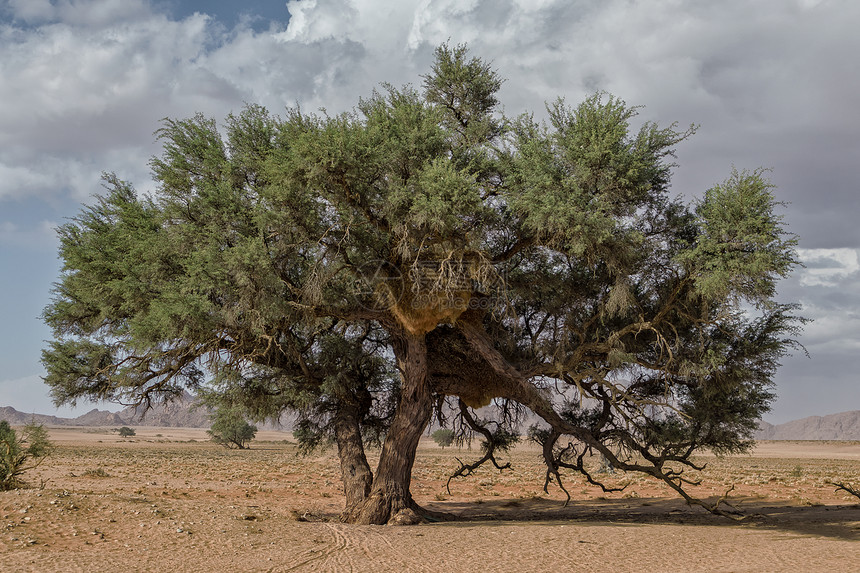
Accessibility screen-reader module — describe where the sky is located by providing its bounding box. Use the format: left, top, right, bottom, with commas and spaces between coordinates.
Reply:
0, 0, 857, 424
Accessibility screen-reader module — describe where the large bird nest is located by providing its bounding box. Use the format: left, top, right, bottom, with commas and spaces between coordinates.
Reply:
380, 255, 501, 336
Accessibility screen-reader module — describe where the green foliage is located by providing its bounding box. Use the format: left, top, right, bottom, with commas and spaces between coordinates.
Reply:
208, 409, 258, 449
527, 424, 551, 447
292, 419, 333, 455
1, 420, 54, 490
508, 92, 694, 263
117, 426, 136, 438
423, 42, 504, 144
480, 428, 519, 454
431, 428, 455, 448
678, 168, 799, 303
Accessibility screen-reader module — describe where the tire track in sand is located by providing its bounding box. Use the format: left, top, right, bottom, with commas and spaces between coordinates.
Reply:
280, 522, 431, 573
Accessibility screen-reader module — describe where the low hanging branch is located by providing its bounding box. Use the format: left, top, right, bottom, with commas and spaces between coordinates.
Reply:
445, 400, 515, 494
654, 469, 744, 520
539, 429, 626, 506
829, 481, 860, 500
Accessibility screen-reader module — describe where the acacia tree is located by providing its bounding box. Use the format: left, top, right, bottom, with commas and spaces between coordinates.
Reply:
208, 407, 258, 449
42, 44, 802, 525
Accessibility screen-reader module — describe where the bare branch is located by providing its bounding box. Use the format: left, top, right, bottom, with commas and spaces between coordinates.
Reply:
445, 400, 513, 494
829, 481, 860, 500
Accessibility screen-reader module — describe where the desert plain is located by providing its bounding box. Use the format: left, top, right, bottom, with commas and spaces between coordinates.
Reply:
1, 426, 858, 572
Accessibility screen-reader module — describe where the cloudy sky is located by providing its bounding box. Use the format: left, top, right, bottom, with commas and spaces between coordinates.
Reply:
0, 0, 857, 423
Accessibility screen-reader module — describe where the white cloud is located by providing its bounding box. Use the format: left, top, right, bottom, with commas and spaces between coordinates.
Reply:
281, 0, 356, 42
797, 309, 860, 353
5, 0, 55, 23
3, 0, 859, 202
0, 8, 221, 200
796, 0, 824, 9
0, 1, 381, 201
0, 11, 216, 144
776, 249, 860, 355
5, 0, 151, 26
797, 248, 860, 287
1, 0, 858, 246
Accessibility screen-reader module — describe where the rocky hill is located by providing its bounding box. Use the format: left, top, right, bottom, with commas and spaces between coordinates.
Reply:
3, 398, 858, 438
118, 393, 213, 427
0, 392, 294, 430
0, 392, 211, 428
756, 410, 860, 440
0, 407, 73, 427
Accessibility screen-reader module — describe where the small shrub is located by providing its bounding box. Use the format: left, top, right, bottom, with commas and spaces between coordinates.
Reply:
83, 467, 111, 478
1, 420, 54, 491
432, 428, 455, 449
117, 426, 136, 437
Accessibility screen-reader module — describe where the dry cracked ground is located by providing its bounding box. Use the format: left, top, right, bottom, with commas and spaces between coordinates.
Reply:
2, 427, 859, 572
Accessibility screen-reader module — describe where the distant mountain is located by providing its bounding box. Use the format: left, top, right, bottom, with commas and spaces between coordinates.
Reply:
119, 392, 213, 427
8, 398, 855, 439
0, 392, 211, 428
0, 407, 73, 427
69, 408, 128, 426
0, 392, 291, 430
756, 411, 860, 440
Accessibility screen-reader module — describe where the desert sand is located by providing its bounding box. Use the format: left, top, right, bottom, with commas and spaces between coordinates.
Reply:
2, 427, 858, 572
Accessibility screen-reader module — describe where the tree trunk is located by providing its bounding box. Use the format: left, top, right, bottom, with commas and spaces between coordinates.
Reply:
334, 402, 373, 516
343, 333, 433, 525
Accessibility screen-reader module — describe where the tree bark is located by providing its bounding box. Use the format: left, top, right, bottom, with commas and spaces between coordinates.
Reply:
342, 333, 433, 524
333, 402, 373, 516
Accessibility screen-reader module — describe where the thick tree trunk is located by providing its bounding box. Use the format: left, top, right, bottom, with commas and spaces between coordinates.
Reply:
333, 403, 373, 516
343, 333, 433, 525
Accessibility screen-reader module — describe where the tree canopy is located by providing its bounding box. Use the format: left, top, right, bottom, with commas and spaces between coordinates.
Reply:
43, 43, 803, 524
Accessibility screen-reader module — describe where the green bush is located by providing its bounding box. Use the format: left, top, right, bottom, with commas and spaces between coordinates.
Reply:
117, 426, 136, 438
208, 409, 257, 449
432, 428, 455, 449
1, 420, 53, 490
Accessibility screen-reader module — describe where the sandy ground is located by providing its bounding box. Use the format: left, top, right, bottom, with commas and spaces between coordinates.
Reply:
2, 427, 859, 572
